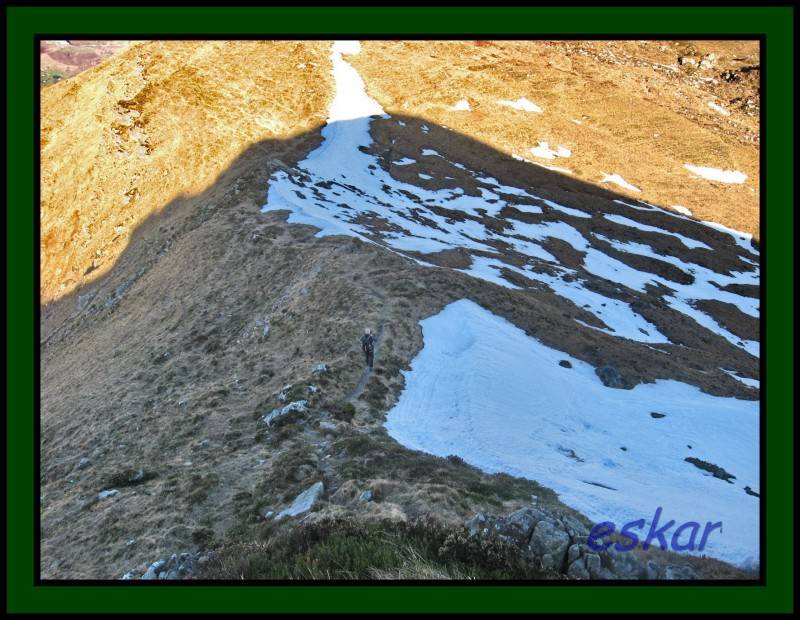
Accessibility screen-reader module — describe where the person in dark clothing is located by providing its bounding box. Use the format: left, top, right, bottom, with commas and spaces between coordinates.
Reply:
361, 328, 375, 369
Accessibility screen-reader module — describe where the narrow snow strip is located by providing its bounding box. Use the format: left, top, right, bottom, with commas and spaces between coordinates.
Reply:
604, 214, 712, 250
600, 173, 641, 193
385, 299, 759, 567
540, 199, 591, 219
721, 368, 760, 389
498, 97, 543, 113
700, 220, 759, 255
393, 157, 415, 166
671, 205, 693, 216
684, 164, 747, 184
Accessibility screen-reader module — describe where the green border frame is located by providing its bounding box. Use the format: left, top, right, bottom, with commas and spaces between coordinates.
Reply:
7, 4, 794, 614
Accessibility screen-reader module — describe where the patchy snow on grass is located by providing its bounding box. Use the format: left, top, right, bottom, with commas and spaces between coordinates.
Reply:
684, 164, 747, 184
530, 141, 571, 160
600, 173, 641, 193
393, 157, 415, 166
498, 97, 543, 113
262, 39, 759, 354
707, 101, 731, 116
385, 299, 759, 567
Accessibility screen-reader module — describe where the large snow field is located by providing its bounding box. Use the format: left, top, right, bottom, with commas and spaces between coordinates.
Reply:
384, 299, 760, 567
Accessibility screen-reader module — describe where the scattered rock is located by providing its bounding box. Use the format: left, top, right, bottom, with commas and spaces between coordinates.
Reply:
467, 512, 488, 537
122, 552, 201, 580
595, 365, 625, 388
699, 53, 718, 69
77, 457, 91, 470
558, 360, 572, 368
262, 400, 307, 426
650, 411, 667, 419
744, 486, 760, 497
105, 468, 156, 488
358, 490, 373, 502
77, 290, 97, 310
684, 457, 736, 483
275, 481, 324, 519
312, 363, 328, 374
664, 564, 698, 580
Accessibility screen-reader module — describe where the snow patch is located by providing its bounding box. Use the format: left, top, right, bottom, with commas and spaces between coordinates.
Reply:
684, 164, 747, 184
671, 205, 693, 216
707, 101, 731, 116
497, 97, 543, 113
530, 141, 571, 160
600, 173, 641, 193
451, 99, 471, 111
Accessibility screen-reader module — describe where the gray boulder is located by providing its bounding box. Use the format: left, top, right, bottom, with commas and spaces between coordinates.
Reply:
529, 520, 570, 569
664, 564, 698, 580
596, 365, 625, 388
275, 481, 324, 519
567, 557, 590, 579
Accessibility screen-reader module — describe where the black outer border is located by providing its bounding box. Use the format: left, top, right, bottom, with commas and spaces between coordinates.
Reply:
34, 33, 767, 587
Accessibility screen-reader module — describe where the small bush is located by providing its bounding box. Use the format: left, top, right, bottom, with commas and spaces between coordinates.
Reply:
329, 400, 356, 423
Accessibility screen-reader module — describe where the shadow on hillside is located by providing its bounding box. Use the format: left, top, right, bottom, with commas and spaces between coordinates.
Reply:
40, 112, 760, 343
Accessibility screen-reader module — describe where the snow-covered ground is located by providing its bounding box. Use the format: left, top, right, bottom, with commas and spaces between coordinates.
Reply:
385, 299, 760, 567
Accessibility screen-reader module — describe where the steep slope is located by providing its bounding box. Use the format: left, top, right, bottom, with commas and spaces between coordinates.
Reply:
40, 40, 332, 306
40, 40, 759, 579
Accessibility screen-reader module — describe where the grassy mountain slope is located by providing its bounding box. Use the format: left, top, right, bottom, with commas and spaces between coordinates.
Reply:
39, 40, 759, 579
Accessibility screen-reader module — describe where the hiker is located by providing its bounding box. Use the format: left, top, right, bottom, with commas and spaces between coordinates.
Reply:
361, 328, 375, 370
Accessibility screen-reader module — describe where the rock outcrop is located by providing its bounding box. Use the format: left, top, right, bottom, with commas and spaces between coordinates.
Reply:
466, 505, 699, 580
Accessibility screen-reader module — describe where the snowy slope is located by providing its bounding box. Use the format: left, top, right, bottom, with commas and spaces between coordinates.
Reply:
262, 41, 760, 357
385, 299, 759, 567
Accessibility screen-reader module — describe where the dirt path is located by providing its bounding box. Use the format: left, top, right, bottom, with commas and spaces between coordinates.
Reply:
346, 285, 388, 402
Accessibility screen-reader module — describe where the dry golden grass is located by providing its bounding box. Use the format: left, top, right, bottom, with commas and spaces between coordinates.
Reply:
350, 40, 760, 237
40, 40, 333, 303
